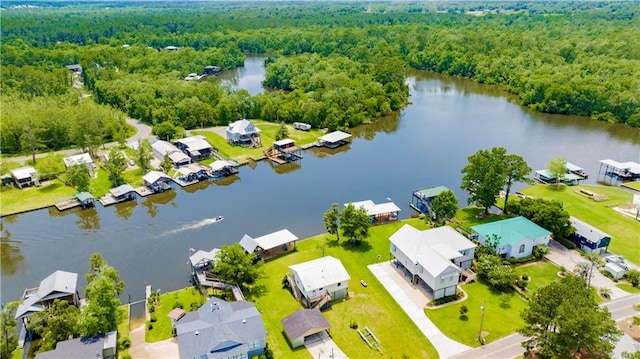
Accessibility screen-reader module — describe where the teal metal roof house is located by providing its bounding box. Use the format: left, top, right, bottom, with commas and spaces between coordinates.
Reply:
471, 216, 552, 259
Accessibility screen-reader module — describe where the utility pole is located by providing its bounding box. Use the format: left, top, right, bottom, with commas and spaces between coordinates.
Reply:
478, 302, 486, 345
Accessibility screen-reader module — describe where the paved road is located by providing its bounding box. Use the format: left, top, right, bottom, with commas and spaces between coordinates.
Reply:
4, 118, 152, 164
451, 294, 640, 359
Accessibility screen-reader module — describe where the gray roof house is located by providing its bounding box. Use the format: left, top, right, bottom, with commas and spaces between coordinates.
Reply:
226, 119, 261, 147
175, 297, 266, 359
151, 140, 192, 167
281, 309, 331, 348
568, 216, 612, 254
35, 331, 117, 359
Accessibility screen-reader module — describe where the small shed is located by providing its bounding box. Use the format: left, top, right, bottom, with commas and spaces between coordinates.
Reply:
318, 131, 352, 148
65, 64, 83, 73
604, 262, 626, 279
168, 308, 186, 330
281, 309, 331, 348
239, 229, 298, 260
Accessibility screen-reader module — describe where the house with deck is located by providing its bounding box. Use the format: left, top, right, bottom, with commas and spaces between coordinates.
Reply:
288, 256, 350, 309
265, 139, 303, 164
318, 130, 351, 148
471, 216, 551, 259
142, 171, 173, 193
568, 216, 611, 253
226, 119, 261, 147
174, 297, 266, 359
209, 160, 238, 178
175, 136, 214, 161
175, 163, 210, 184
410, 186, 451, 216
15, 271, 80, 339
151, 140, 192, 168
239, 229, 298, 260
281, 309, 331, 348
389, 225, 476, 300
35, 331, 117, 359
11, 166, 38, 188
348, 200, 400, 225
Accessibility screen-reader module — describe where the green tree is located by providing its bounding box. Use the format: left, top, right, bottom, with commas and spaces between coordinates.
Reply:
547, 157, 568, 189
160, 153, 173, 173
430, 189, 458, 224
82, 253, 124, 336
275, 121, 289, 141
65, 164, 91, 192
323, 203, 340, 241
1, 301, 20, 359
29, 299, 81, 353
35, 154, 65, 183
460, 147, 507, 214
135, 139, 153, 174
85, 253, 125, 296
624, 269, 640, 287
520, 276, 621, 358
340, 203, 371, 245
505, 197, 573, 239
476, 254, 516, 290
104, 148, 127, 186
503, 154, 533, 214
213, 243, 264, 293
153, 121, 179, 141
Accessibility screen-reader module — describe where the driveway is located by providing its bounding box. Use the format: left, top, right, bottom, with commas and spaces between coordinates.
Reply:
304, 331, 349, 359
544, 240, 629, 300
128, 324, 180, 359
369, 261, 471, 359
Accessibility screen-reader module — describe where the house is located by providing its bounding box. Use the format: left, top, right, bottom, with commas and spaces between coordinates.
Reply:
471, 216, 552, 259
151, 140, 192, 167
226, 119, 261, 147
208, 160, 238, 178
410, 185, 451, 216
281, 309, 331, 348
142, 170, 172, 193
75, 192, 95, 208
239, 229, 298, 260
176, 163, 210, 183
35, 331, 117, 359
15, 271, 80, 334
11, 166, 38, 188
203, 66, 222, 75
175, 136, 214, 160
599, 159, 640, 182
65, 64, 83, 73
63, 153, 95, 169
317, 130, 352, 148
389, 225, 476, 299
348, 200, 401, 225
174, 297, 266, 359
189, 248, 222, 288
288, 256, 350, 309
568, 216, 612, 253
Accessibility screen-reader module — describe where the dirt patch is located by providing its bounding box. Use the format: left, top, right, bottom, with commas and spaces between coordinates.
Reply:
618, 318, 640, 342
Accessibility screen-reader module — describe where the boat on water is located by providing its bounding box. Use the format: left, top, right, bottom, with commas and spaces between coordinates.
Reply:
214, 216, 224, 222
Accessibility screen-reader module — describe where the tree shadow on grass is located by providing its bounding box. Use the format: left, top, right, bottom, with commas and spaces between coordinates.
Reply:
459, 315, 469, 321
340, 239, 372, 253
475, 276, 518, 297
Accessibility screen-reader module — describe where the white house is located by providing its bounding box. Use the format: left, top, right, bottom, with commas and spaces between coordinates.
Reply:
239, 229, 298, 260
62, 153, 95, 169
174, 136, 214, 160
289, 256, 350, 308
389, 225, 476, 299
150, 140, 191, 167
471, 216, 551, 259
10, 166, 38, 188
226, 119, 261, 147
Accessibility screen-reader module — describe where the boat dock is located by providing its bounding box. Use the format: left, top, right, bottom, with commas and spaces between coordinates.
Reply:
54, 192, 96, 211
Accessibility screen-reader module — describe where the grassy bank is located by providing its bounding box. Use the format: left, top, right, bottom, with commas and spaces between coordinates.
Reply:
145, 287, 206, 343
252, 219, 438, 359
117, 306, 131, 359
520, 184, 639, 265
0, 180, 76, 216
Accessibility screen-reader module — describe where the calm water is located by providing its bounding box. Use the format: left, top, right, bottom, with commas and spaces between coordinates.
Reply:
2, 58, 639, 305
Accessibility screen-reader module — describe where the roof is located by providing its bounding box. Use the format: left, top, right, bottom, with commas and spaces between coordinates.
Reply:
289, 256, 350, 293
35, 331, 116, 359
189, 248, 220, 268
227, 119, 260, 135
176, 137, 212, 151
414, 186, 450, 199
389, 225, 470, 277
600, 159, 640, 175
75, 192, 95, 202
151, 140, 180, 156
16, 270, 78, 320
65, 64, 82, 71
604, 262, 625, 273
570, 217, 611, 243
143, 171, 171, 185
11, 166, 36, 180
168, 308, 186, 321
274, 139, 294, 147
471, 216, 552, 247
169, 151, 191, 164
239, 229, 297, 253
281, 309, 330, 340
565, 162, 584, 172
63, 153, 93, 168
175, 297, 266, 359
110, 184, 135, 197
349, 200, 401, 216
318, 130, 351, 143
209, 160, 233, 171
535, 169, 582, 181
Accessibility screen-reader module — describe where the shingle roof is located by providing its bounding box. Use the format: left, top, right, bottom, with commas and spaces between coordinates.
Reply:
35, 331, 116, 359
15, 270, 78, 320
289, 256, 350, 293
281, 309, 330, 340
471, 216, 552, 247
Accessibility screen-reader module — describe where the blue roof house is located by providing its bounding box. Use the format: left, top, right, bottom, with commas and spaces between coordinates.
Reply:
471, 216, 552, 259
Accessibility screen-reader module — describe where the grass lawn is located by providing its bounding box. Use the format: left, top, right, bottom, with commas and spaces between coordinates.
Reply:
424, 279, 527, 347
514, 261, 561, 300
145, 287, 206, 343
0, 180, 76, 216
616, 283, 640, 294
192, 120, 325, 164
520, 184, 639, 265
88, 169, 114, 198
11, 349, 23, 359
622, 181, 640, 191
122, 168, 145, 188
117, 305, 130, 359
251, 218, 437, 359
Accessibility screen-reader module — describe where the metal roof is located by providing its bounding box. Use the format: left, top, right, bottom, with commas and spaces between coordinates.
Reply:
535, 169, 582, 181
63, 153, 93, 168
110, 184, 135, 197
318, 130, 351, 143
289, 256, 350, 293
348, 200, 401, 216
570, 216, 611, 243
189, 248, 220, 268
176, 137, 212, 151
239, 229, 298, 253
273, 139, 294, 147
209, 160, 233, 171
11, 166, 36, 180
227, 119, 260, 135
143, 170, 171, 185
16, 270, 78, 320
414, 185, 450, 199
471, 216, 552, 247
75, 192, 95, 202
565, 162, 584, 172
600, 159, 640, 175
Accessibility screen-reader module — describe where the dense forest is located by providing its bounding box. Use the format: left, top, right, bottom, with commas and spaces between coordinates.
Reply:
2, 1, 639, 154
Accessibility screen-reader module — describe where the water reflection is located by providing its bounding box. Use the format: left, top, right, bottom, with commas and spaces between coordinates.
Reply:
269, 161, 301, 175
141, 189, 178, 218
350, 112, 401, 141
114, 200, 137, 220
180, 180, 214, 194
213, 175, 241, 187
0, 220, 23, 276
75, 208, 100, 231
307, 143, 352, 158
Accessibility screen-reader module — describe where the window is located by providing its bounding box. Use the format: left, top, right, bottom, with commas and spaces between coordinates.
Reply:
392, 244, 396, 252
419, 265, 424, 274
248, 340, 262, 350
519, 244, 526, 253
441, 278, 445, 284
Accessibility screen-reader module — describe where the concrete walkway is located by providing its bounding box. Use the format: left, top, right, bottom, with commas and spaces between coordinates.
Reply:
305, 332, 349, 359
128, 324, 180, 359
369, 262, 471, 359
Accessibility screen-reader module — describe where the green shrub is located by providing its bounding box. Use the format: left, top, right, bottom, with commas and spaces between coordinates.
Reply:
122, 354, 132, 359
190, 302, 200, 311
148, 322, 153, 330
459, 305, 468, 318
349, 320, 358, 329
150, 314, 157, 323
148, 304, 155, 313
120, 337, 131, 349
624, 269, 640, 287
556, 238, 576, 250
172, 302, 183, 309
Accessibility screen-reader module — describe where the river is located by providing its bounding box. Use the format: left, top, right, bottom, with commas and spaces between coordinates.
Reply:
1, 56, 639, 306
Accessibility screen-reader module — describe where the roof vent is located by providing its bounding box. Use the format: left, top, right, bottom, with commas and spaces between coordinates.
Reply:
195, 331, 199, 335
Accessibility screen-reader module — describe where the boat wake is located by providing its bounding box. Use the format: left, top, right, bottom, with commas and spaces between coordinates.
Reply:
159, 217, 222, 237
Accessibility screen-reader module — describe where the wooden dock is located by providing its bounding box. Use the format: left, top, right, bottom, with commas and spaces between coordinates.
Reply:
54, 197, 83, 211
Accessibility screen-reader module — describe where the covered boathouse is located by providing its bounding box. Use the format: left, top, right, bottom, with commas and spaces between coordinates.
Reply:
99, 184, 136, 206
318, 131, 352, 148
410, 186, 451, 216
598, 159, 640, 182
348, 200, 401, 225
239, 229, 299, 260
265, 139, 303, 165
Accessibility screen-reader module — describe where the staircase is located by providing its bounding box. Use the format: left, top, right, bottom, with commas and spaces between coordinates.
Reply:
462, 268, 476, 284
312, 292, 332, 310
